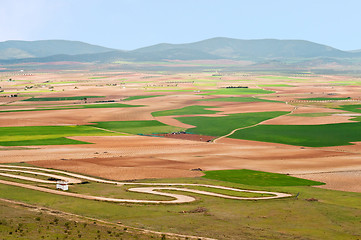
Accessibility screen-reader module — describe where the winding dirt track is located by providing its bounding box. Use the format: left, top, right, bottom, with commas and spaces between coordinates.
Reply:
0, 165, 291, 203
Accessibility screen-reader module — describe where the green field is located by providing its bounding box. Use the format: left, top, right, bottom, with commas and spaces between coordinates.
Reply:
230, 122, 361, 147
0, 174, 359, 239
0, 103, 143, 113
0, 137, 91, 146
290, 112, 338, 117
177, 111, 287, 136
152, 105, 220, 117
0, 119, 183, 146
199, 96, 282, 103
94, 120, 184, 135
23, 96, 105, 101
200, 88, 274, 95
123, 95, 163, 101
336, 104, 361, 113
89, 76, 108, 79
0, 125, 118, 146
203, 169, 324, 186
301, 97, 352, 101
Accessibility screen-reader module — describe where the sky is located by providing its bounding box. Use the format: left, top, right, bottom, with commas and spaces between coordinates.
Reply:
1, 0, 361, 51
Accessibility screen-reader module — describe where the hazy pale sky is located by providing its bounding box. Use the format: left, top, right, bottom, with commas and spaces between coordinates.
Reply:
1, 0, 360, 50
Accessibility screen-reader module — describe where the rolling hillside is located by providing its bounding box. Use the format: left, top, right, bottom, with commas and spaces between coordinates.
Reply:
0, 40, 116, 60
1, 37, 361, 63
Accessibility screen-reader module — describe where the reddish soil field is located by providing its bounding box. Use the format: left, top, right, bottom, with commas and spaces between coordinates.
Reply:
262, 115, 357, 125
153, 133, 216, 142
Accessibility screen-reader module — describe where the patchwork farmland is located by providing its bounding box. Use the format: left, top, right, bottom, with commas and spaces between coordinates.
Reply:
0, 69, 361, 239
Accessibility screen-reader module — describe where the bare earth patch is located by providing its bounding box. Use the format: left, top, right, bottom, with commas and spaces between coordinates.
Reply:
292, 171, 361, 193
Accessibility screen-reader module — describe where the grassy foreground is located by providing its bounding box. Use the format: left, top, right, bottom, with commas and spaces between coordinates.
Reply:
0, 175, 359, 239
0, 200, 156, 240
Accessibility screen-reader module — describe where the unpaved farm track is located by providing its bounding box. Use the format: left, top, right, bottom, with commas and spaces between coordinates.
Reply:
0, 165, 291, 203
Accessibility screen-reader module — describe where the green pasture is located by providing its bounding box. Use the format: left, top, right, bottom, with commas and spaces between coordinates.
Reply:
203, 169, 324, 186
123, 95, 163, 101
333, 81, 361, 86
301, 97, 351, 101
230, 122, 361, 147
200, 88, 274, 95
23, 96, 104, 101
152, 105, 220, 117
198, 96, 282, 103
89, 76, 108, 79
0, 119, 184, 146
0, 125, 118, 146
336, 104, 361, 114
177, 111, 287, 136
290, 112, 338, 117
94, 120, 183, 135
1, 90, 55, 94
0, 137, 90, 146
0, 171, 360, 239
0, 103, 143, 113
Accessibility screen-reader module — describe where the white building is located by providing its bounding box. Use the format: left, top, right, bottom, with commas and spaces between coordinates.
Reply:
56, 180, 68, 191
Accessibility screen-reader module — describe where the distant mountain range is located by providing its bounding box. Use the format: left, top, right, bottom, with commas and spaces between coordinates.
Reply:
1, 37, 361, 63
0, 40, 115, 60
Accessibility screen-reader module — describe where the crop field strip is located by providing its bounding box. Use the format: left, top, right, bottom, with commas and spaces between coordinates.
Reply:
176, 111, 288, 137
123, 95, 164, 101
198, 96, 282, 103
152, 105, 220, 117
229, 121, 361, 147
22, 96, 105, 101
0, 120, 184, 146
199, 88, 275, 95
0, 102, 144, 113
